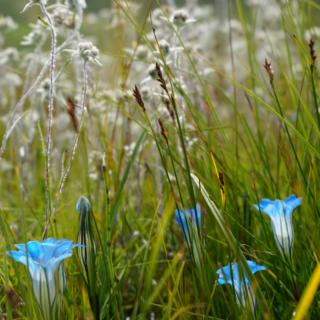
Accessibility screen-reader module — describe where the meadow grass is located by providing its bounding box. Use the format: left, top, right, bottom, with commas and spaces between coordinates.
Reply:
1, 0, 320, 319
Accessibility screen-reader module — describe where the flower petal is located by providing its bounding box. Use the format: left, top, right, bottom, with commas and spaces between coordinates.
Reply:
246, 260, 267, 273
7, 250, 27, 265
284, 195, 302, 215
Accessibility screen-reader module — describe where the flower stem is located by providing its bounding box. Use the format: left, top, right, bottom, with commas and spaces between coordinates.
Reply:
39, 2, 57, 238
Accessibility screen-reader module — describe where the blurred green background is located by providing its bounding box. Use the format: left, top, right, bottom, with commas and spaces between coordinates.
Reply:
1, 1, 213, 19
2, 1, 112, 18
0, 0, 215, 46
0, 0, 214, 16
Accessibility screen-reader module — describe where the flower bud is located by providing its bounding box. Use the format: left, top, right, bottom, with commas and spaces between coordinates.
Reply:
76, 196, 98, 313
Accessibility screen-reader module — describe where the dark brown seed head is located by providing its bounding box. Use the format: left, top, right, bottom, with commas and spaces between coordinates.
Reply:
308, 38, 317, 67
263, 58, 274, 82
158, 118, 168, 143
66, 96, 79, 132
155, 62, 168, 93
133, 85, 146, 112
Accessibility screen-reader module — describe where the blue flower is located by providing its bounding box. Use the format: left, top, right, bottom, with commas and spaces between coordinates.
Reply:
175, 204, 201, 242
254, 195, 302, 256
7, 238, 78, 318
216, 260, 266, 308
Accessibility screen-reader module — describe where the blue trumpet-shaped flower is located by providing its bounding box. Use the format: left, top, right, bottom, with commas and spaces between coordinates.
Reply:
254, 195, 302, 256
175, 204, 202, 266
175, 204, 201, 241
216, 260, 267, 308
7, 238, 78, 319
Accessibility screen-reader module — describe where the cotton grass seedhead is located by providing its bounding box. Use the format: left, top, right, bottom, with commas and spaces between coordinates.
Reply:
134, 45, 150, 60
52, 7, 74, 29
172, 10, 189, 25
77, 41, 101, 65
171, 9, 196, 27
158, 39, 170, 56
0, 16, 17, 31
